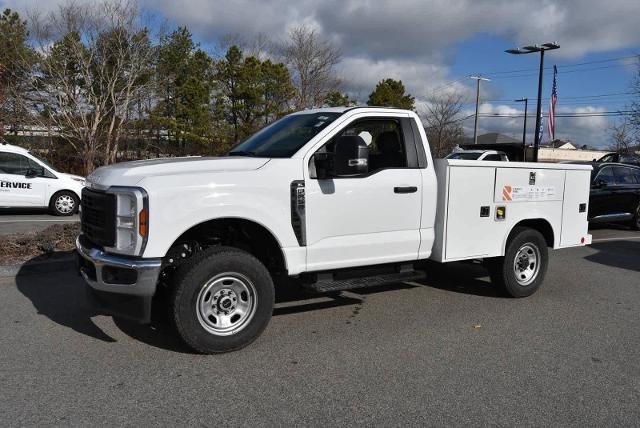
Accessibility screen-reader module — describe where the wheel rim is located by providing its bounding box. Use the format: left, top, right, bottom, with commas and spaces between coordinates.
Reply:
512, 243, 541, 286
196, 273, 257, 336
55, 195, 75, 214
636, 204, 640, 228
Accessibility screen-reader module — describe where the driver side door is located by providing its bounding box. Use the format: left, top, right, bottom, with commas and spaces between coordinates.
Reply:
304, 115, 422, 271
0, 152, 46, 207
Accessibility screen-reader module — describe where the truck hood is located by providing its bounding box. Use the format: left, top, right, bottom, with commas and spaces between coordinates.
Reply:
86, 156, 270, 189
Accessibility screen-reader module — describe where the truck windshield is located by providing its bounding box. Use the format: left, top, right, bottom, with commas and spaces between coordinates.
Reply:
228, 112, 341, 158
447, 152, 482, 160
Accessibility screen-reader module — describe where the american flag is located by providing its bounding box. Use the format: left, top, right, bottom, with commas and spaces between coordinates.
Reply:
547, 65, 558, 142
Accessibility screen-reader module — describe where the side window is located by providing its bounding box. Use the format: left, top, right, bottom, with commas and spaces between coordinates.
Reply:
614, 167, 638, 185
25, 158, 54, 178
594, 167, 614, 185
328, 119, 407, 174
483, 154, 501, 161
0, 153, 31, 175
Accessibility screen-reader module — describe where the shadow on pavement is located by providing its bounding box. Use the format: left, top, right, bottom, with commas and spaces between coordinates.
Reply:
414, 260, 506, 298
15, 253, 116, 343
0, 207, 52, 216
14, 253, 505, 353
584, 240, 640, 272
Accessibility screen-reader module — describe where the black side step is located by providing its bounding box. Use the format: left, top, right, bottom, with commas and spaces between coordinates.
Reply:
303, 270, 426, 293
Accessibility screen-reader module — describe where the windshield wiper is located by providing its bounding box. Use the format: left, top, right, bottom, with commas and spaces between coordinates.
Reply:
228, 150, 256, 157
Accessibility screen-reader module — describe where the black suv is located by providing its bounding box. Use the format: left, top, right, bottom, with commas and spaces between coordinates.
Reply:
588, 162, 640, 229
596, 152, 640, 167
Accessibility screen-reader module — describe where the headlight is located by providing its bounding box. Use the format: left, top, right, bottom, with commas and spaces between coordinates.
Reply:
71, 177, 86, 185
105, 186, 149, 256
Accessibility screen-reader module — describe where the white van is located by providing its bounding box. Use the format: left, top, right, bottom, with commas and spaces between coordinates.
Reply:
0, 142, 84, 215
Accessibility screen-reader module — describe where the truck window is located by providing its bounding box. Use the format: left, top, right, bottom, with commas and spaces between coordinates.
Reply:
483, 154, 501, 161
228, 112, 341, 158
0, 152, 31, 175
326, 118, 408, 173
447, 152, 481, 160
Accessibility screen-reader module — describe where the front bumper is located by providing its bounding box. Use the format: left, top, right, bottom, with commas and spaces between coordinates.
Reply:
76, 236, 162, 323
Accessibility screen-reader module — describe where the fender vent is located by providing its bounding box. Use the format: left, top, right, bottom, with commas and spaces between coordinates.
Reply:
290, 180, 306, 246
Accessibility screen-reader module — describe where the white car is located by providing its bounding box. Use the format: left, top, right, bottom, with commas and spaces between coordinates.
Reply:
446, 150, 509, 161
0, 143, 85, 215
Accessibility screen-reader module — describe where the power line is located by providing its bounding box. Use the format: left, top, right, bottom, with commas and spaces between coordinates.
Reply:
429, 53, 639, 92
463, 110, 636, 119
480, 53, 639, 76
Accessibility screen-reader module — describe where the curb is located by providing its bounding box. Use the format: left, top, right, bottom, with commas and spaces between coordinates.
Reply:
0, 253, 76, 278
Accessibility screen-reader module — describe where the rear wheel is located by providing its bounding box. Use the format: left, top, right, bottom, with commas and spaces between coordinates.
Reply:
49, 191, 78, 216
486, 227, 548, 297
170, 246, 274, 354
629, 202, 640, 231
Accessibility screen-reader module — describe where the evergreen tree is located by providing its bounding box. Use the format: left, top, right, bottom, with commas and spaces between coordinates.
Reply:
367, 78, 415, 110
154, 27, 214, 153
0, 9, 35, 137
324, 91, 354, 107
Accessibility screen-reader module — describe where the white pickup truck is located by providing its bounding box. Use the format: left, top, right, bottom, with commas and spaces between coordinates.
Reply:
76, 107, 592, 353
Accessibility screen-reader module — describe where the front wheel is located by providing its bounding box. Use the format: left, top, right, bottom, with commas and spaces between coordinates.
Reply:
486, 227, 549, 297
170, 246, 274, 354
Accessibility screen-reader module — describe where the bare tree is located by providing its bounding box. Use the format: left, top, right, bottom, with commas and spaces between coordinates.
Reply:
608, 118, 634, 153
280, 26, 341, 109
25, 0, 154, 174
422, 92, 467, 158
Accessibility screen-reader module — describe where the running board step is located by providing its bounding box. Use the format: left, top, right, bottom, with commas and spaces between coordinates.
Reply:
303, 270, 426, 293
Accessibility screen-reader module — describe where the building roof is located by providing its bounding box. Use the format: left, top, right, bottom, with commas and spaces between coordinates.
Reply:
464, 133, 520, 145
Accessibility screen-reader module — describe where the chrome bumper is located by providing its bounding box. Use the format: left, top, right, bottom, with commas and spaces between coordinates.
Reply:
75, 236, 162, 323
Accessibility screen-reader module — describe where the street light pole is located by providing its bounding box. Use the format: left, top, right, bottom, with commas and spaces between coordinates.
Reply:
515, 98, 528, 160
470, 76, 490, 145
505, 42, 560, 162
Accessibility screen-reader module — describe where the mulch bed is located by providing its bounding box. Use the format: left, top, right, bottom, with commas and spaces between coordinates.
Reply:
0, 223, 80, 265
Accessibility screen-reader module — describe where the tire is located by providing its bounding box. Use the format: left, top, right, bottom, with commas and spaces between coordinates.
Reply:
49, 191, 79, 216
486, 227, 548, 298
170, 246, 274, 354
629, 202, 640, 231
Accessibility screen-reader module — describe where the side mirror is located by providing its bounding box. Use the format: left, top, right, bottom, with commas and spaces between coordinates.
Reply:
592, 178, 607, 188
333, 135, 369, 177
313, 152, 334, 179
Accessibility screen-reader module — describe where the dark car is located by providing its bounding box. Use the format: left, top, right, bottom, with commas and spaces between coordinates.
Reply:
596, 152, 640, 167
588, 162, 640, 229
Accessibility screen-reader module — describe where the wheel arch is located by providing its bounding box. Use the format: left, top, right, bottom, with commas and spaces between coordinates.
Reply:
504, 218, 555, 253
164, 217, 287, 274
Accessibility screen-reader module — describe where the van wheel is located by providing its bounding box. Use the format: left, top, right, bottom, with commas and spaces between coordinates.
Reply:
486, 227, 548, 297
170, 246, 274, 354
49, 191, 79, 216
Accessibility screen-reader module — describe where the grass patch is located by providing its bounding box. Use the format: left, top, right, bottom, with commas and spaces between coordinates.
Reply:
0, 223, 80, 265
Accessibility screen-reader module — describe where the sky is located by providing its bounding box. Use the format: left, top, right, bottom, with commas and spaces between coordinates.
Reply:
3, 0, 640, 148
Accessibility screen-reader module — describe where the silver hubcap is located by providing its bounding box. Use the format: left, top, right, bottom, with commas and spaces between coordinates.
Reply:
55, 195, 75, 214
196, 273, 257, 336
513, 243, 540, 286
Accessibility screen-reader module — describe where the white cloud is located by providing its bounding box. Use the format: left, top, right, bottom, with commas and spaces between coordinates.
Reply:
464, 103, 611, 148
4, 0, 636, 146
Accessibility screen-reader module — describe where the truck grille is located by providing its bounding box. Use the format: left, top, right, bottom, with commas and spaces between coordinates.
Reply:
81, 188, 116, 247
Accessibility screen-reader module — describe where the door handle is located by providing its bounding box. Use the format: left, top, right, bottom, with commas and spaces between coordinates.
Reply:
394, 186, 418, 194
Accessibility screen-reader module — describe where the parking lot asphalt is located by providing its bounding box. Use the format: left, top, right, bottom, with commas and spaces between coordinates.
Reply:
0, 228, 639, 426
0, 210, 79, 236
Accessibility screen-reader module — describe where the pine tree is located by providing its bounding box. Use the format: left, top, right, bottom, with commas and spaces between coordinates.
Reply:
367, 79, 415, 110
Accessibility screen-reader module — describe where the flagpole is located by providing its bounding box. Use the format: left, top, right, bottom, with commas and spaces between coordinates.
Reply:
505, 42, 560, 162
